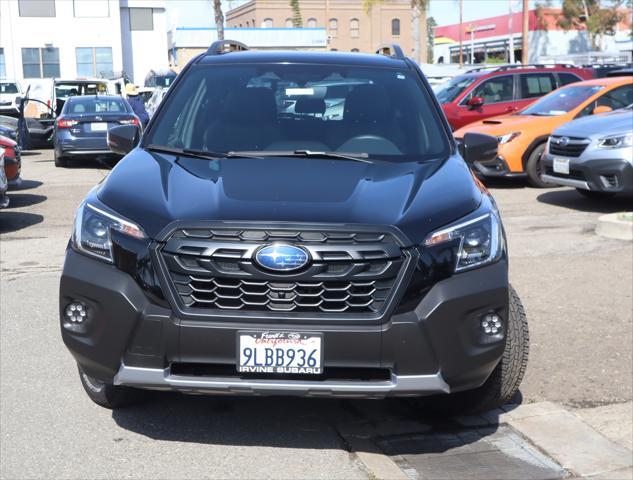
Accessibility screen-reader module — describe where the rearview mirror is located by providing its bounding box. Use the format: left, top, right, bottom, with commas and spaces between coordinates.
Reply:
460, 132, 498, 164
592, 105, 612, 115
107, 125, 140, 156
467, 96, 484, 108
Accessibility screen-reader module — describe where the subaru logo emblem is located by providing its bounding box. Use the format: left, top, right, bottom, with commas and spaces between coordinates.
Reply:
255, 244, 310, 272
555, 136, 570, 147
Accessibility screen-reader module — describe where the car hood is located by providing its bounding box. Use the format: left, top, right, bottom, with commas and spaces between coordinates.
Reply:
553, 109, 633, 138
97, 149, 482, 245
454, 113, 565, 137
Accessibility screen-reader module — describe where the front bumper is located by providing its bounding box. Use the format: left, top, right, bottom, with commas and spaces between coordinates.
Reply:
60, 248, 509, 398
543, 154, 633, 194
473, 157, 526, 178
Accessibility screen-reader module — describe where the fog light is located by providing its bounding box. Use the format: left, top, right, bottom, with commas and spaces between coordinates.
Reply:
481, 313, 503, 335
63, 302, 89, 332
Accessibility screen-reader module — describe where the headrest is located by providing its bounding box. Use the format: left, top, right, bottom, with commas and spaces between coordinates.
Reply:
344, 84, 390, 123
223, 87, 277, 123
294, 97, 325, 115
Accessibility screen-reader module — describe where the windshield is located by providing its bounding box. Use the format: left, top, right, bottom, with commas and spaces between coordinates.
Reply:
521, 85, 604, 116
146, 64, 450, 161
0, 83, 19, 94
55, 82, 108, 100
433, 75, 478, 103
155, 75, 175, 88
64, 97, 129, 114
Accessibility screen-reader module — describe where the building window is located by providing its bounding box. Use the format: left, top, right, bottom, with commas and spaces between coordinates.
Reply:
0, 49, 6, 78
307, 18, 317, 28
76, 47, 113, 77
262, 18, 273, 28
351, 48, 359, 52
129, 8, 153, 31
246, 21, 250, 27
391, 18, 400, 36
350, 18, 360, 38
329, 18, 338, 37
286, 18, 293, 28
74, 0, 109, 17
22, 47, 60, 78
18, 0, 55, 17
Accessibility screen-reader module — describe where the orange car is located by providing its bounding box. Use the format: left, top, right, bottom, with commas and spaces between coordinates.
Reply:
454, 77, 633, 187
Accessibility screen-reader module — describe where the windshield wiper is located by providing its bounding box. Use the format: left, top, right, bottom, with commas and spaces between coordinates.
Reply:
230, 150, 373, 164
146, 144, 263, 160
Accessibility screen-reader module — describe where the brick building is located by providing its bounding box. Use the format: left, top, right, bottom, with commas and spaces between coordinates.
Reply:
225, 0, 413, 54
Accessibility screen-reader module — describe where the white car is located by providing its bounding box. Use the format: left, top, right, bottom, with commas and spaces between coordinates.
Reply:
0, 80, 23, 115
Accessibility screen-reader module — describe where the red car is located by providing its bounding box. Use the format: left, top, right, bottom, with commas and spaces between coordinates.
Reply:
0, 135, 21, 187
434, 64, 594, 130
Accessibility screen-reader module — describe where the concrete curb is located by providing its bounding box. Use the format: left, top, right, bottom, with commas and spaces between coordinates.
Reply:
339, 402, 633, 480
596, 213, 633, 241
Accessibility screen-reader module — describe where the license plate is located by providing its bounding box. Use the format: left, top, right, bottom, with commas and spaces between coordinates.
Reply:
553, 158, 570, 175
90, 122, 108, 131
238, 331, 323, 375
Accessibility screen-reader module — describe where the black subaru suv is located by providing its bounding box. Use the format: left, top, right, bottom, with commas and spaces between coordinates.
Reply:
60, 41, 528, 413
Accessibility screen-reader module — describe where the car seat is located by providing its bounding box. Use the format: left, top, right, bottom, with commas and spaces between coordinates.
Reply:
204, 87, 279, 152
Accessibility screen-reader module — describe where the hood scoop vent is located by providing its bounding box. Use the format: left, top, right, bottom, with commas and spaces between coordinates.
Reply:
482, 120, 502, 124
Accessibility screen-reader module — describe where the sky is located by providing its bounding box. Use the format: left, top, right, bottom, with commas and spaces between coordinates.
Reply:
166, 0, 561, 29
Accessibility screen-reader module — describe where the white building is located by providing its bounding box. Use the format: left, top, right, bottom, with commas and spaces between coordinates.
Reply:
0, 0, 169, 86
168, 27, 327, 71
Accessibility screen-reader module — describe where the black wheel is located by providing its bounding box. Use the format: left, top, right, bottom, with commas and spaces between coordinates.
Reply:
525, 144, 553, 188
77, 365, 147, 409
576, 188, 615, 199
54, 149, 68, 168
427, 286, 529, 415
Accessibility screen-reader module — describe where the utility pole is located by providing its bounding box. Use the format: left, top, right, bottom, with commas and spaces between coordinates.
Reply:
508, 0, 515, 63
458, 0, 463, 66
521, 0, 529, 64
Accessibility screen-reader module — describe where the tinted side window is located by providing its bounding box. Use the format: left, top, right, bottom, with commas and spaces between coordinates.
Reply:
598, 85, 633, 109
558, 73, 582, 86
520, 73, 556, 99
469, 76, 514, 104
577, 85, 633, 117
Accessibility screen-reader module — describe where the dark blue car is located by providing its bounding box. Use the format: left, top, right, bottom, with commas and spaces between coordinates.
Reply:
53, 95, 140, 167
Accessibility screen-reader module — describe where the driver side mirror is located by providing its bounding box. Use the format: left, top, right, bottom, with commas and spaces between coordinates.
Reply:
460, 132, 498, 164
467, 96, 485, 109
592, 105, 612, 115
107, 125, 140, 156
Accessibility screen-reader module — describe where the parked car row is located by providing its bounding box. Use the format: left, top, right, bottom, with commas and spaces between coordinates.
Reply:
453, 74, 632, 193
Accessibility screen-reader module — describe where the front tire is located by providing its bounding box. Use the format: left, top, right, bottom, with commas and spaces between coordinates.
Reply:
428, 286, 529, 415
78, 365, 146, 409
525, 144, 553, 188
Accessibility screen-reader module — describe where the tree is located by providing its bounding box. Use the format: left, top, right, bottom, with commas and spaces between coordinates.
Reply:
427, 16, 437, 62
364, 0, 430, 64
214, 0, 224, 40
553, 0, 627, 50
290, 0, 303, 27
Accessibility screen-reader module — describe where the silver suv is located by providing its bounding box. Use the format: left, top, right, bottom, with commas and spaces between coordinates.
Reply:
542, 106, 633, 197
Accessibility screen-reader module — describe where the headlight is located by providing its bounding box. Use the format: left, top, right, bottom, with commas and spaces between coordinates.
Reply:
73, 202, 146, 263
598, 133, 632, 149
424, 212, 503, 272
497, 132, 521, 144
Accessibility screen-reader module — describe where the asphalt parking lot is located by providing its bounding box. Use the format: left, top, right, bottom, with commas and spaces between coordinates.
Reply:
1, 150, 632, 479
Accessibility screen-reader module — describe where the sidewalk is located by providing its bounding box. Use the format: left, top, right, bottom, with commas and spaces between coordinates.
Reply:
338, 401, 633, 480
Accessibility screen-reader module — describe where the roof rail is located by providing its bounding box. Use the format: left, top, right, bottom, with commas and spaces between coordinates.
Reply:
206, 40, 249, 56
466, 63, 578, 73
375, 44, 405, 60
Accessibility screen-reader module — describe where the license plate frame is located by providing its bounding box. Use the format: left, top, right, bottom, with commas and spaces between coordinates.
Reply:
90, 122, 108, 132
237, 331, 323, 375
553, 158, 570, 175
